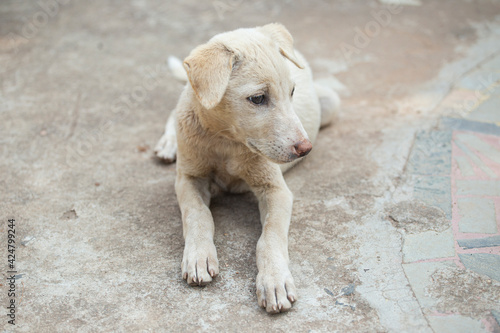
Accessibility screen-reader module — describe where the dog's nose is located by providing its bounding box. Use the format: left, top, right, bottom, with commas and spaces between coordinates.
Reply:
292, 140, 312, 157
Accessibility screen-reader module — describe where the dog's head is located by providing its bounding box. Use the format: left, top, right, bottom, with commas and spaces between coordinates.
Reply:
183, 23, 312, 164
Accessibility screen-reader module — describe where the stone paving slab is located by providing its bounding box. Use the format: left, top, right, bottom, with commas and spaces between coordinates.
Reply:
448, 116, 500, 288
456, 132, 500, 165
403, 228, 456, 263
413, 175, 452, 219
454, 140, 498, 178
457, 197, 497, 234
456, 180, 500, 196
440, 117, 500, 136
402, 261, 456, 309
459, 253, 500, 282
427, 315, 485, 333
407, 130, 452, 176
398, 60, 500, 332
457, 236, 500, 249
454, 155, 476, 177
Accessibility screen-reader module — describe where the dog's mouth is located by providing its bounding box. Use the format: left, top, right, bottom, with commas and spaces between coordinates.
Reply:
246, 140, 299, 164
246, 140, 260, 154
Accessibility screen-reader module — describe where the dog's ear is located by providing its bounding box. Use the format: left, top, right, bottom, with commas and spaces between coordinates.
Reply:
259, 23, 304, 69
183, 42, 235, 109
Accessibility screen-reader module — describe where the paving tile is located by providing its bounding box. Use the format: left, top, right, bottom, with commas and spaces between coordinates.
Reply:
407, 130, 452, 176
456, 180, 500, 196
456, 132, 500, 165
459, 253, 500, 282
403, 228, 455, 262
457, 236, 500, 249
427, 315, 486, 333
454, 139, 498, 178
414, 176, 452, 219
457, 197, 497, 234
440, 117, 500, 136
402, 261, 456, 308
454, 155, 475, 177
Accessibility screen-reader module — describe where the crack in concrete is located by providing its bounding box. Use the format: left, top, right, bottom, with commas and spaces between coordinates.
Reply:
67, 92, 82, 140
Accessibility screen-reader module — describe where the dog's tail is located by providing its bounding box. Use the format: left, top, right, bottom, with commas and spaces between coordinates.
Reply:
315, 83, 341, 128
168, 56, 188, 82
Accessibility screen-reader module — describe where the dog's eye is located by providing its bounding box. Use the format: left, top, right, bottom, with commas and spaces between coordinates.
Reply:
248, 95, 266, 105
291, 87, 295, 97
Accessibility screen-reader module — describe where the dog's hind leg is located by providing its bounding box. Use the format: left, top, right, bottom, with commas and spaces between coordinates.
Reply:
154, 109, 177, 163
314, 83, 341, 128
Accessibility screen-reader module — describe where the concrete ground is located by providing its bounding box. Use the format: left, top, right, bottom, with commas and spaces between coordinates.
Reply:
1, 0, 500, 332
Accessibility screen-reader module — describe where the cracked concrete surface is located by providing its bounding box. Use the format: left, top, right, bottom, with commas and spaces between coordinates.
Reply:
1, 0, 500, 332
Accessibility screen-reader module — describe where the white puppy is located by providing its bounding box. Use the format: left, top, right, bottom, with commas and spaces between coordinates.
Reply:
155, 23, 339, 313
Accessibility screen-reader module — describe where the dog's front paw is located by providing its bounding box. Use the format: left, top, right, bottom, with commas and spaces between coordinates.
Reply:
154, 132, 177, 163
182, 241, 219, 286
256, 268, 297, 314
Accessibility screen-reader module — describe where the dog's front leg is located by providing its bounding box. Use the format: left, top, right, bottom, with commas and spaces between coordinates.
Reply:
251, 168, 297, 313
175, 173, 218, 286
